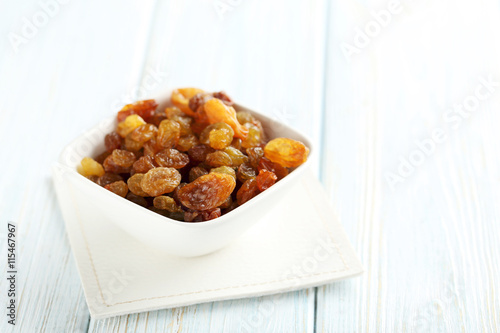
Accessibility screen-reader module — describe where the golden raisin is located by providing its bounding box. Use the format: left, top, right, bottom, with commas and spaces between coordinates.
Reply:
127, 173, 149, 197
117, 115, 146, 138
178, 173, 236, 211
130, 124, 158, 143
171, 88, 204, 116
223, 146, 248, 167
111, 149, 136, 168
246, 147, 264, 168
206, 151, 232, 167
176, 134, 199, 152
132, 155, 156, 174
78, 157, 105, 177
189, 166, 208, 182
157, 119, 181, 149
204, 99, 248, 140
105, 180, 128, 197
256, 169, 277, 191
188, 144, 215, 162
154, 149, 189, 169
258, 157, 289, 180
236, 178, 259, 205
264, 138, 309, 168
117, 99, 158, 123
97, 173, 123, 187
200, 122, 234, 150
141, 167, 181, 196
153, 196, 183, 213
210, 166, 236, 180
104, 132, 122, 152
237, 162, 257, 182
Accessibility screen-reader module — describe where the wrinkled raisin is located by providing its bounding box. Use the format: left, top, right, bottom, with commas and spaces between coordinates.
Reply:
256, 169, 277, 191
212, 91, 234, 106
189, 166, 208, 182
103, 155, 130, 174
155, 149, 189, 169
117, 99, 158, 123
264, 138, 309, 168
132, 155, 156, 174
178, 173, 235, 211
141, 167, 181, 196
241, 123, 262, 149
188, 144, 215, 162
111, 149, 136, 168
97, 173, 123, 187
117, 115, 146, 138
237, 162, 257, 182
105, 180, 128, 197
176, 134, 199, 152
246, 147, 264, 168
125, 134, 143, 152
236, 178, 259, 205
171, 88, 204, 116
210, 166, 236, 180
104, 132, 122, 152
258, 157, 289, 180
200, 122, 234, 150
78, 157, 105, 177
153, 196, 183, 212
223, 146, 248, 167
157, 119, 181, 149
130, 123, 157, 143
206, 151, 232, 167
127, 173, 149, 197
204, 99, 248, 139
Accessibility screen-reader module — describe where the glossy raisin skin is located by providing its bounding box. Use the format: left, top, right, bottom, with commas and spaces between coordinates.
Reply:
141, 167, 181, 196
256, 169, 277, 191
178, 173, 235, 211
236, 178, 259, 205
264, 138, 309, 168
154, 149, 189, 169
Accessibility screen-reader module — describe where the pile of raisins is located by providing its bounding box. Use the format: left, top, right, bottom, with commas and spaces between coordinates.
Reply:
78, 88, 309, 222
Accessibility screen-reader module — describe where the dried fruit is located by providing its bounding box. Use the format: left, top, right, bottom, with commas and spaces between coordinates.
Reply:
223, 146, 248, 167
157, 119, 181, 149
200, 122, 234, 150
204, 99, 248, 139
105, 180, 128, 197
189, 166, 208, 182
246, 147, 264, 168
78, 157, 105, 177
103, 155, 130, 174
130, 124, 157, 143
256, 169, 277, 191
132, 155, 156, 174
126, 192, 148, 207
237, 162, 257, 182
171, 88, 204, 116
117, 99, 158, 123
264, 138, 309, 168
212, 91, 234, 106
111, 149, 136, 168
141, 167, 181, 196
178, 173, 236, 211
210, 166, 236, 180
153, 196, 183, 212
154, 149, 189, 169
97, 173, 123, 187
176, 134, 199, 152
188, 144, 215, 162
206, 151, 232, 167
116, 114, 146, 138
127, 173, 149, 197
104, 132, 122, 152
241, 123, 262, 149
237, 178, 259, 205
258, 157, 289, 180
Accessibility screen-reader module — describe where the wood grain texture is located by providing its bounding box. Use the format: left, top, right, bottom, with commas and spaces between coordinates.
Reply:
317, 0, 500, 332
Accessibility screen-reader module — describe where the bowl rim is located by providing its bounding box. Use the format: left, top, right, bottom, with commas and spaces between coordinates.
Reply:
57, 92, 315, 228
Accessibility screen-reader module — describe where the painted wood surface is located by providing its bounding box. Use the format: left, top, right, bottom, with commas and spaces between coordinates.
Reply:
1, 0, 499, 332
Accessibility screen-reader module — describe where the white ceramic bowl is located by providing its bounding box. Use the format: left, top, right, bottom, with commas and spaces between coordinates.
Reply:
53, 92, 314, 257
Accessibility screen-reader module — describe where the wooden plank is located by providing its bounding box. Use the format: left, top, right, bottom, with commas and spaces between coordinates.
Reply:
317, 0, 500, 331
87, 0, 327, 332
0, 0, 156, 331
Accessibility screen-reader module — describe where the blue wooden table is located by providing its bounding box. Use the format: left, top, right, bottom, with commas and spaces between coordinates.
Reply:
1, 0, 500, 331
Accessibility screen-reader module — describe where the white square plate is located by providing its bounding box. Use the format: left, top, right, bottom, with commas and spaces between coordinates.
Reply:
54, 166, 362, 318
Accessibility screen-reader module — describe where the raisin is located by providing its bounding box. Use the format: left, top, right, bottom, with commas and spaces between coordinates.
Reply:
256, 169, 277, 191
177, 173, 236, 211
188, 92, 214, 116
124, 134, 143, 152
105, 180, 128, 197
236, 111, 255, 125
141, 167, 181, 196
218, 196, 232, 209
241, 123, 262, 149
132, 155, 156, 174
246, 147, 264, 168
111, 149, 136, 168
171, 88, 204, 116
157, 119, 181, 149
153, 196, 183, 212
155, 149, 189, 169
78, 157, 105, 177
103, 155, 130, 174
127, 173, 149, 197
94, 151, 111, 164
117, 99, 158, 123
184, 209, 221, 222
165, 106, 185, 119
204, 99, 248, 139
230, 138, 242, 150
189, 166, 208, 182
237, 162, 257, 182
150, 108, 167, 127
206, 151, 232, 167
87, 175, 99, 183
236, 178, 259, 205
212, 91, 234, 106
176, 134, 199, 152
126, 192, 148, 207
258, 157, 289, 180
264, 138, 309, 168
116, 114, 146, 138
172, 183, 187, 205
210, 166, 236, 180
130, 124, 157, 143
104, 132, 122, 152
143, 137, 159, 157
97, 173, 123, 187
200, 122, 234, 150
223, 146, 248, 167
172, 116, 193, 136
188, 144, 215, 162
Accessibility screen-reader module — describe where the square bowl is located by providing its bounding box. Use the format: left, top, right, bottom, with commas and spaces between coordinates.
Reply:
53, 90, 314, 257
